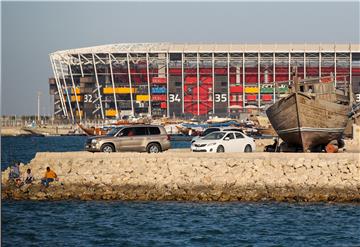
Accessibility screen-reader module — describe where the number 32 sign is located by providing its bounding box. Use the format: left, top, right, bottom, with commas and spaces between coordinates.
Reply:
355, 94, 360, 103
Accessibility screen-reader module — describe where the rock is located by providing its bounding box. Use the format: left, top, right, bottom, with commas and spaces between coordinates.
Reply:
1, 151, 359, 202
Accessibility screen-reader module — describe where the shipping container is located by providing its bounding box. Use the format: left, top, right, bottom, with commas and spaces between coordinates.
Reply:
103, 87, 136, 94
136, 95, 150, 101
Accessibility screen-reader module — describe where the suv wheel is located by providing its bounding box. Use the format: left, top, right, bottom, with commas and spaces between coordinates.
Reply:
244, 145, 252, 153
216, 145, 225, 153
101, 144, 115, 153
147, 143, 161, 153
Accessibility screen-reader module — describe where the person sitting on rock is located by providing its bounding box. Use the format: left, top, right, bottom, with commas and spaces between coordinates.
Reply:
8, 162, 20, 180
41, 167, 58, 187
8, 162, 23, 187
24, 168, 34, 184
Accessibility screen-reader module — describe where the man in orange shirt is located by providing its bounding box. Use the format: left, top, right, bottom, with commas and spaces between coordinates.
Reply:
41, 167, 58, 187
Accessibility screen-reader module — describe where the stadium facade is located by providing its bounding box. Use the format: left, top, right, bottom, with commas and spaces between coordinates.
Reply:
49, 43, 360, 121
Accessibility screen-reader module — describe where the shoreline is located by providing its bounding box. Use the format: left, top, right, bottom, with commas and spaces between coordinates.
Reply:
2, 151, 360, 202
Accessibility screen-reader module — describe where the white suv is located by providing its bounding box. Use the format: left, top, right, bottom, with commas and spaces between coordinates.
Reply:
191, 131, 256, 153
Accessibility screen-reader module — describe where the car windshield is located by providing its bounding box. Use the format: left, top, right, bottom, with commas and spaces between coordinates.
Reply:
202, 132, 225, 140
200, 128, 219, 136
106, 127, 123, 136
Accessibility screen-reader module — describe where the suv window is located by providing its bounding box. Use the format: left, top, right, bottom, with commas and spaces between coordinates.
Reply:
118, 128, 133, 137
148, 127, 161, 135
235, 132, 244, 139
134, 127, 148, 136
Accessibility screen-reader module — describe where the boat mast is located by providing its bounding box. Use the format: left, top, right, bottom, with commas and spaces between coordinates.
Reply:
292, 66, 299, 93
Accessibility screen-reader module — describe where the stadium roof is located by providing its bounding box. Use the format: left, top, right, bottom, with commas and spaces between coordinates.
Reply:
50, 43, 360, 60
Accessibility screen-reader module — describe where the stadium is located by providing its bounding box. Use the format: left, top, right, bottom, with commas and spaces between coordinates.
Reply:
49, 43, 360, 121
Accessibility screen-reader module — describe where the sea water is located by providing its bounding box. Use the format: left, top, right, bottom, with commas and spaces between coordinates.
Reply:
1, 136, 190, 170
1, 136, 360, 246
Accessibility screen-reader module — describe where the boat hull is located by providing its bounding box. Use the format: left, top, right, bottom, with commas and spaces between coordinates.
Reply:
266, 93, 350, 151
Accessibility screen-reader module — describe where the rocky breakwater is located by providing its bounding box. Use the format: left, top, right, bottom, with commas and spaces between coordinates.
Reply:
2, 151, 360, 202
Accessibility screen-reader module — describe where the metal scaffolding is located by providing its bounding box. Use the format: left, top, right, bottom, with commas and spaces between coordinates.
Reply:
49, 43, 359, 120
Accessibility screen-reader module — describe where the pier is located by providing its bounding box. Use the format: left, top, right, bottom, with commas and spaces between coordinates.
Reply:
2, 151, 360, 202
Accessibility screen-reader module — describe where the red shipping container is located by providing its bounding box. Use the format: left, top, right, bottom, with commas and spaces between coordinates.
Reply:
229, 67, 237, 73
275, 75, 288, 81
230, 75, 236, 83
201, 77, 213, 84
297, 67, 304, 72
230, 101, 243, 107
184, 102, 197, 114
352, 68, 360, 75
201, 101, 212, 108
275, 66, 288, 71
132, 77, 141, 83
214, 68, 227, 74
169, 68, 182, 74
152, 77, 167, 83
336, 68, 349, 73
246, 95, 257, 101
200, 83, 211, 89
200, 68, 212, 74
230, 86, 243, 93
185, 76, 197, 83
151, 95, 167, 101
184, 95, 196, 102
139, 69, 147, 74
261, 94, 272, 101
306, 67, 319, 76
185, 68, 196, 74
160, 102, 167, 109
260, 73, 274, 83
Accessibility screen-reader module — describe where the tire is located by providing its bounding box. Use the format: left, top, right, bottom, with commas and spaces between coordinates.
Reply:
147, 143, 161, 153
244, 144, 252, 153
337, 139, 345, 149
216, 145, 225, 153
101, 143, 115, 153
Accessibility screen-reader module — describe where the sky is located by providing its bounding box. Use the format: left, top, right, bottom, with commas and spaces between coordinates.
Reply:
1, 1, 359, 116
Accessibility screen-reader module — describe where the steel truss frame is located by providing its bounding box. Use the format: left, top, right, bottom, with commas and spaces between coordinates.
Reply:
49, 43, 358, 120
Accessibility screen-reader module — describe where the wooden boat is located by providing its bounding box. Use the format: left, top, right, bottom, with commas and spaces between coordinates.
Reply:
77, 119, 146, 136
266, 71, 351, 152
256, 126, 277, 136
77, 124, 110, 136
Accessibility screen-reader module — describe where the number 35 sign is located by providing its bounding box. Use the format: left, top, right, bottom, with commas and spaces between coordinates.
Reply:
214, 93, 227, 103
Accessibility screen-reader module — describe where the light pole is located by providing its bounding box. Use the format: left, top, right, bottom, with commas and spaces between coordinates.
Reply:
37, 91, 42, 122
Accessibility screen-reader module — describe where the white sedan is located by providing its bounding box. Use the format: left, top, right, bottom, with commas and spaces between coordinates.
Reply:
191, 131, 256, 153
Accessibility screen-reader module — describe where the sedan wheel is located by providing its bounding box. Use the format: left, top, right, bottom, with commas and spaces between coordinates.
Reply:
216, 145, 225, 153
244, 145, 252, 153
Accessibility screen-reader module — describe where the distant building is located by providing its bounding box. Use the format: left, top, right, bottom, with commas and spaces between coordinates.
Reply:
49, 43, 360, 121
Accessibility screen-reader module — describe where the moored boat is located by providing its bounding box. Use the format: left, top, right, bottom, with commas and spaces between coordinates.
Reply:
266, 71, 352, 152
77, 124, 112, 136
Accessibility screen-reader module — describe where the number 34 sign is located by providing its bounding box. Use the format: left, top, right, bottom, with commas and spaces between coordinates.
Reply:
169, 94, 181, 102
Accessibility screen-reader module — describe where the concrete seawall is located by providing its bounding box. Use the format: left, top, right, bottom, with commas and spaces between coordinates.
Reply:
2, 151, 360, 202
